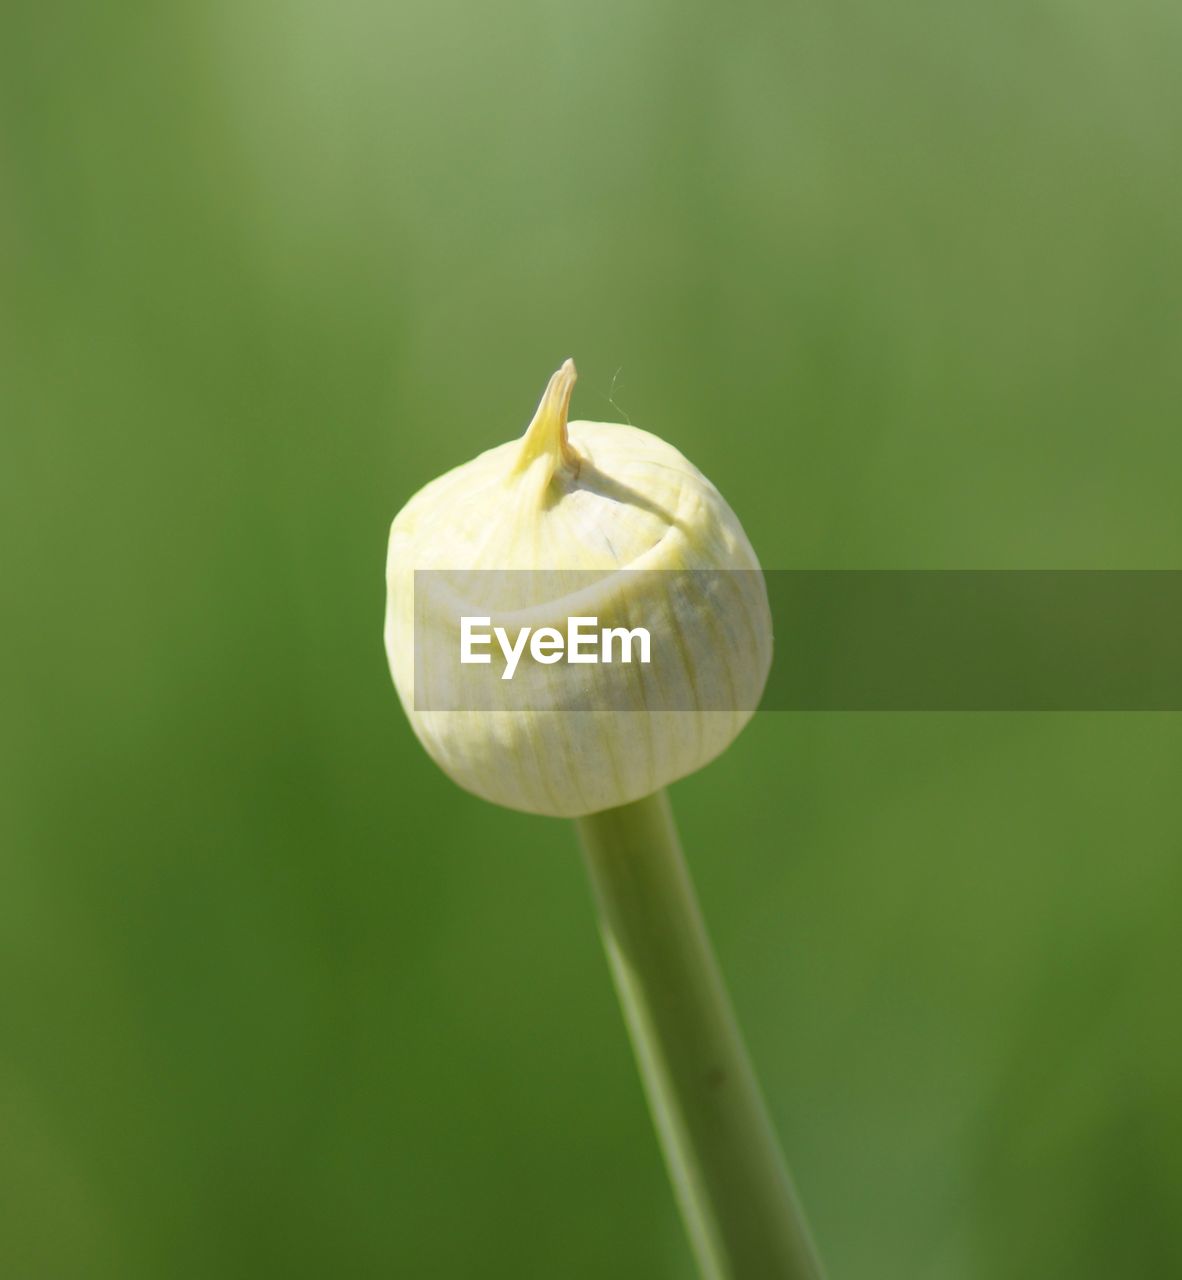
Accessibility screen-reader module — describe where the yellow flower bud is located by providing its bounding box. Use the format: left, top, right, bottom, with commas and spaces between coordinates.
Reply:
384, 360, 772, 816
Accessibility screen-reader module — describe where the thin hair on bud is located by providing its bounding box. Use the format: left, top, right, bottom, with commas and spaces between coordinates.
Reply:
606, 367, 632, 424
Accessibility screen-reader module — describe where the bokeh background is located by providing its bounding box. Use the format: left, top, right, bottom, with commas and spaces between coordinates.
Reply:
3, 2, 1181, 1276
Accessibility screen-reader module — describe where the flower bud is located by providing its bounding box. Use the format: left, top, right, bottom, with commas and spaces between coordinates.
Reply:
384, 360, 772, 817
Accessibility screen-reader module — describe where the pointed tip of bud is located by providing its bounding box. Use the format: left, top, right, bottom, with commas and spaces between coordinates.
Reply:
515, 358, 579, 475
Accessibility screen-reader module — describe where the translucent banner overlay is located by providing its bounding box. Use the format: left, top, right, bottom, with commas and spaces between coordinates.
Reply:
410, 570, 1182, 711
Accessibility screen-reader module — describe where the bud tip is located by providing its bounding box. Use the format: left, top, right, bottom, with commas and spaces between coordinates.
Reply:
515, 358, 579, 475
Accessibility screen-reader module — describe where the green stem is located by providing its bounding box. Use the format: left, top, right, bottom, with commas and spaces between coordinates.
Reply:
576, 790, 825, 1280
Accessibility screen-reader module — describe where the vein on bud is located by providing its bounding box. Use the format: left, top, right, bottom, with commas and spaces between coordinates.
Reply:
513, 358, 580, 485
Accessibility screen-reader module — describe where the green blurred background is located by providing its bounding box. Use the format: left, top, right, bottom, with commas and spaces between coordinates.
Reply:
3, 1, 1181, 1276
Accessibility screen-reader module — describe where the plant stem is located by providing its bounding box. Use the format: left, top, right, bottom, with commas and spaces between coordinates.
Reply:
576, 790, 825, 1280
